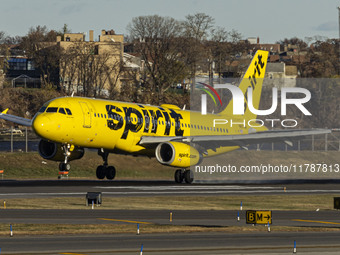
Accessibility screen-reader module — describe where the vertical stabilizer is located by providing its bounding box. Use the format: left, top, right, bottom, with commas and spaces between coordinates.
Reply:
219, 50, 268, 119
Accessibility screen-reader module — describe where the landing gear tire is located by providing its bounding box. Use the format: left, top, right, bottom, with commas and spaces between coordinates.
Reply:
175, 169, 184, 183
59, 162, 71, 172
106, 166, 116, 180
184, 170, 194, 184
96, 165, 106, 179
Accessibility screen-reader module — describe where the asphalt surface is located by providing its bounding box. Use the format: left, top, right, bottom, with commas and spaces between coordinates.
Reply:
0, 180, 340, 198
0, 180, 340, 254
1, 232, 340, 254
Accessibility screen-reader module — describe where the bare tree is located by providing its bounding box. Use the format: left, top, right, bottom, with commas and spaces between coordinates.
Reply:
181, 13, 215, 89
59, 41, 123, 97
20, 26, 60, 87
127, 15, 189, 104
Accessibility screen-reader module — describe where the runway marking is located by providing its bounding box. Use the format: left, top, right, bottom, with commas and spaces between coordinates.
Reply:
3, 189, 340, 197
292, 219, 340, 225
98, 218, 152, 224
94, 185, 276, 190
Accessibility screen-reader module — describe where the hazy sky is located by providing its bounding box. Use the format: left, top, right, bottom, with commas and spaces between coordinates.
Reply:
1, 0, 339, 43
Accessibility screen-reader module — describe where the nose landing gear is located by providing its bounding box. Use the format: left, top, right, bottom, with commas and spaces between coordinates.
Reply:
59, 144, 71, 172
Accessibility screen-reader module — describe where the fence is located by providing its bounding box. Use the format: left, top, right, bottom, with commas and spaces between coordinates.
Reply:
249, 130, 340, 152
0, 127, 339, 153
0, 127, 39, 152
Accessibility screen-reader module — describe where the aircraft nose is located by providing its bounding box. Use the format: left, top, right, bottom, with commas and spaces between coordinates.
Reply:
32, 115, 51, 138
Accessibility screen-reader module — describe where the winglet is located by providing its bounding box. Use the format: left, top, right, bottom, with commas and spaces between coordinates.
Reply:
1, 109, 8, 114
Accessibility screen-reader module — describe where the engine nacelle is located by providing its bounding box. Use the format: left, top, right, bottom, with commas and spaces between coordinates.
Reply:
38, 140, 84, 162
155, 142, 201, 168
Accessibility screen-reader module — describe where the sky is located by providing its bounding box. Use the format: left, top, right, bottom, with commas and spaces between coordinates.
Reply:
1, 0, 339, 43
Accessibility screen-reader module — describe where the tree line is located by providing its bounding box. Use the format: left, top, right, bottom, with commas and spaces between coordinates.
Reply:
1, 13, 340, 108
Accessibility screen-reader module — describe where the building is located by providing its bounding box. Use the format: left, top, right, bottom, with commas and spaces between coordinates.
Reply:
263, 62, 298, 88
57, 29, 128, 95
247, 37, 280, 54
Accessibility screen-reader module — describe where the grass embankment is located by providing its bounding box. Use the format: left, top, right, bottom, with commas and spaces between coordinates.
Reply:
0, 150, 173, 179
1, 150, 340, 179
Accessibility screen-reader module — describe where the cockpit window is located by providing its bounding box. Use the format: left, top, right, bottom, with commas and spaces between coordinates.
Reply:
65, 108, 72, 115
46, 107, 58, 113
38, 106, 47, 113
58, 108, 66, 115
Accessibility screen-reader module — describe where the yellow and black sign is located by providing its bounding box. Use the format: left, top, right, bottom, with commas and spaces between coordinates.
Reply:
246, 210, 272, 224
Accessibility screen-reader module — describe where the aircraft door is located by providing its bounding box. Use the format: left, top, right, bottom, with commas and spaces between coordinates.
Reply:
79, 102, 92, 128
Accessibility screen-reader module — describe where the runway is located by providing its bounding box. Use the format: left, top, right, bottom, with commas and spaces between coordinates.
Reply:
0, 180, 340, 254
0, 180, 340, 198
1, 232, 340, 254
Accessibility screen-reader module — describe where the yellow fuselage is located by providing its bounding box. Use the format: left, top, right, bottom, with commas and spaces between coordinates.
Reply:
32, 97, 266, 159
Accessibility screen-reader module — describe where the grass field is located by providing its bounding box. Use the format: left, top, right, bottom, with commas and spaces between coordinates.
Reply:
1, 150, 340, 180
1, 224, 339, 236
0, 150, 173, 179
1, 194, 338, 211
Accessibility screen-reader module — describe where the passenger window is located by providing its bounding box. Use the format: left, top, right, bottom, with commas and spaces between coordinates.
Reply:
58, 108, 66, 115
65, 108, 72, 115
46, 107, 58, 113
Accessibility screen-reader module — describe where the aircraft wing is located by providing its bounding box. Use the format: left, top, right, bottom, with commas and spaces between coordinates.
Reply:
0, 109, 32, 127
139, 129, 331, 150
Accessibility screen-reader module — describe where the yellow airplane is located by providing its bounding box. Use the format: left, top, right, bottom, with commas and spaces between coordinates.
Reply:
0, 50, 330, 183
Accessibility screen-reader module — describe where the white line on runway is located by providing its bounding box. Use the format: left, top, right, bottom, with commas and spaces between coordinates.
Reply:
93, 185, 276, 190
1, 189, 340, 197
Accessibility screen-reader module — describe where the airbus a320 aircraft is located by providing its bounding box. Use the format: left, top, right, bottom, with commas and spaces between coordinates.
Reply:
0, 50, 330, 183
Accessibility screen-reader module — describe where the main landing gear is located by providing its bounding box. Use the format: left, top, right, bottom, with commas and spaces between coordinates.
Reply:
96, 149, 116, 180
174, 169, 194, 184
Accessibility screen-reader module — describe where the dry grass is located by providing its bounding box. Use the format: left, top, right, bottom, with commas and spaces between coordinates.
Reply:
1, 223, 339, 236
2, 194, 337, 211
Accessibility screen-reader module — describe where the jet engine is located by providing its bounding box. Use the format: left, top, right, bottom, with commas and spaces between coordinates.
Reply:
38, 140, 84, 162
155, 142, 201, 168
